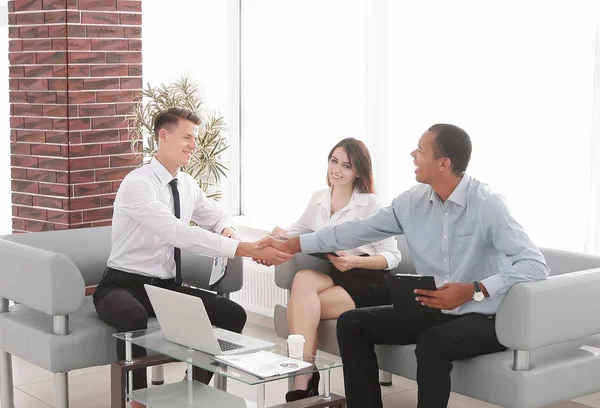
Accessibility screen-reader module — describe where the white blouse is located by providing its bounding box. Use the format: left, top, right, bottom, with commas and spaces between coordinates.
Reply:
286, 188, 402, 270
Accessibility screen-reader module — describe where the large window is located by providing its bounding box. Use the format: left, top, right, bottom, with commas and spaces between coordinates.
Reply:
143, 0, 240, 214
240, 0, 600, 253
385, 0, 599, 251
241, 0, 366, 227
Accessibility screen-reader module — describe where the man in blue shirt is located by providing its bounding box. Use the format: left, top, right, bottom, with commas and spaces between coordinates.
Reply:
258, 124, 549, 408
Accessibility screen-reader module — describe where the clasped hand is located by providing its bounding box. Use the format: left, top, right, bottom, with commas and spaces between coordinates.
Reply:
414, 283, 473, 310
251, 243, 294, 266
252, 235, 294, 266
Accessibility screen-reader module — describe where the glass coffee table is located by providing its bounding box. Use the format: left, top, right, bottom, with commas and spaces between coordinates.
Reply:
112, 328, 345, 408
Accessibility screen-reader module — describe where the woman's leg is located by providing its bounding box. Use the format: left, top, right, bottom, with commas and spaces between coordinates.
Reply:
318, 285, 356, 321
287, 269, 335, 390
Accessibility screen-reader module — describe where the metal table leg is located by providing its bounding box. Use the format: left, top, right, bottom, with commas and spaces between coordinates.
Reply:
125, 333, 133, 402
323, 366, 331, 400
257, 382, 266, 408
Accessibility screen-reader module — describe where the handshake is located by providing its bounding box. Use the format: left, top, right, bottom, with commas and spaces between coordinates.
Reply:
252, 233, 301, 266
236, 228, 299, 266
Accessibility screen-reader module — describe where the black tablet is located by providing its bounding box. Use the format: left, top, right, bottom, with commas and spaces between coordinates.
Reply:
384, 274, 438, 313
308, 252, 340, 261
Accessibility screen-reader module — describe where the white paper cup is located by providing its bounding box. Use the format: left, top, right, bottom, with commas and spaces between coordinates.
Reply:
287, 334, 305, 359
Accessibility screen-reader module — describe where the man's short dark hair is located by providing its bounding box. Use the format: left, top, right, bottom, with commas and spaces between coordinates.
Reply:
429, 123, 472, 175
153, 107, 201, 144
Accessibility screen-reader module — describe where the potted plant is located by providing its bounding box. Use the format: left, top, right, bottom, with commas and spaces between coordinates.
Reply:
127, 77, 230, 199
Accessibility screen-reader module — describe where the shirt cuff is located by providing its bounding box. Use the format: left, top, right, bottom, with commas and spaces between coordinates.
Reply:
481, 274, 505, 298
299, 233, 319, 254
221, 236, 240, 259
377, 251, 396, 270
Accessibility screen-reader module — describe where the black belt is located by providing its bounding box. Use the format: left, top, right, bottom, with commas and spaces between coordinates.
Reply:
104, 267, 176, 287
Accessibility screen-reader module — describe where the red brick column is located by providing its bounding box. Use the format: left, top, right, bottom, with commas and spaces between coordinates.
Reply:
8, 0, 142, 232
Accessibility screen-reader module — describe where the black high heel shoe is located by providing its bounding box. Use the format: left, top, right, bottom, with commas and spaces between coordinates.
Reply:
285, 370, 320, 402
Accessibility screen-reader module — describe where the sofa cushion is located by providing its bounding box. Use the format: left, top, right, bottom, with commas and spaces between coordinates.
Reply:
0, 297, 159, 373
2, 227, 112, 287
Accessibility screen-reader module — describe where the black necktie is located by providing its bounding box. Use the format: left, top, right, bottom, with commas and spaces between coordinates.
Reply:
169, 178, 182, 285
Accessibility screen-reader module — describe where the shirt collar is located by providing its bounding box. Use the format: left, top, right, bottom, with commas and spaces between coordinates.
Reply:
315, 187, 370, 208
429, 174, 471, 208
149, 157, 180, 186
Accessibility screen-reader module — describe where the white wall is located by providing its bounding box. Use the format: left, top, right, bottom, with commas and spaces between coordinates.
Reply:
1, 2, 11, 235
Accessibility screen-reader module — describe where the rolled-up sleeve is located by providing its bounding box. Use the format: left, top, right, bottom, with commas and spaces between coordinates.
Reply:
372, 236, 402, 270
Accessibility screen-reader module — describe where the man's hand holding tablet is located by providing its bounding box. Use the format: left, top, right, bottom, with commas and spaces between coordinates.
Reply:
415, 282, 486, 310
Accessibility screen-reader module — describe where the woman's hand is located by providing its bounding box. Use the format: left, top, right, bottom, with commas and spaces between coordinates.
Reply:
328, 251, 358, 272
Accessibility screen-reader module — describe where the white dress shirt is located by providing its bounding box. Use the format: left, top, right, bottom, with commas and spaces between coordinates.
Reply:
287, 188, 402, 270
107, 158, 239, 279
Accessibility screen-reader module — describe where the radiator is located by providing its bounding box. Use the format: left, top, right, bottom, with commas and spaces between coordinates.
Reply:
230, 259, 288, 317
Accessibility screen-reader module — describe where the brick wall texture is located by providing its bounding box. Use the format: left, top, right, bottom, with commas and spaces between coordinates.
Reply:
8, 0, 142, 232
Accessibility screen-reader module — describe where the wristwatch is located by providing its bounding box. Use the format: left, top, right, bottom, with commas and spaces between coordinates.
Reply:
472, 281, 485, 302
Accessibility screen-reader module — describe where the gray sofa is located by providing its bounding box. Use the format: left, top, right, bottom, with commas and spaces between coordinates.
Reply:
0, 226, 243, 408
273, 235, 600, 408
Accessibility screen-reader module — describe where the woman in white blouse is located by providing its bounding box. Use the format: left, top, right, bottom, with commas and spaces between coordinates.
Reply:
272, 138, 402, 402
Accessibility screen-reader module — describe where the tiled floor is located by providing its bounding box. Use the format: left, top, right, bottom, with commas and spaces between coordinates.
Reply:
2, 321, 600, 407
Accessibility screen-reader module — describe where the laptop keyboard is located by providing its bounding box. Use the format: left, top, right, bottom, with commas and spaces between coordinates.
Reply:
218, 338, 244, 352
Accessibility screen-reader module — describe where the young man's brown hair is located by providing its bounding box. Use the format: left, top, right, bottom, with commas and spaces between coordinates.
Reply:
153, 107, 201, 144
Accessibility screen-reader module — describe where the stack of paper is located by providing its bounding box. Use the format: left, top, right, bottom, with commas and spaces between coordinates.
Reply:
215, 350, 312, 378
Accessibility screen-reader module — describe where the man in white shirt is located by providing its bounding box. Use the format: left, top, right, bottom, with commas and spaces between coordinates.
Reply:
93, 107, 292, 395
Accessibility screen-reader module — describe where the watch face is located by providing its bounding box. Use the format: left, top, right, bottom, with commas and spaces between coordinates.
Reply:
473, 292, 485, 302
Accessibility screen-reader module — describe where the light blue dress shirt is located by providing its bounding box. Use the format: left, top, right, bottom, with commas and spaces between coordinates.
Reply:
300, 175, 549, 315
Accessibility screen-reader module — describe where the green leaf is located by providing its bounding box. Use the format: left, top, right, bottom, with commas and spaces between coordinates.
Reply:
123, 76, 230, 199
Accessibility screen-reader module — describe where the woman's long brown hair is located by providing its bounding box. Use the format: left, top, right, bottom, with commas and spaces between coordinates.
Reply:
326, 138, 375, 194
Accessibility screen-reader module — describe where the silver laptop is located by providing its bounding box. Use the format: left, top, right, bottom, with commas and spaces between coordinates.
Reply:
145, 284, 274, 355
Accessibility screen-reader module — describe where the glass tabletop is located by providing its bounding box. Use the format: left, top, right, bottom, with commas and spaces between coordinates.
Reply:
114, 328, 342, 386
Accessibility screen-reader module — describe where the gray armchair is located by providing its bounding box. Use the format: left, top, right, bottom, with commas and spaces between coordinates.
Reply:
273, 235, 600, 407
0, 226, 243, 408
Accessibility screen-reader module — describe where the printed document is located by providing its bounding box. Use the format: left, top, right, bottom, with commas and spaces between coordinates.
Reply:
209, 256, 228, 286
215, 350, 312, 378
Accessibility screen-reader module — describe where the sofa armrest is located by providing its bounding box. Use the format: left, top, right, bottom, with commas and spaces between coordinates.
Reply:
496, 267, 600, 350
181, 251, 243, 294
0, 239, 85, 316
274, 253, 331, 290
